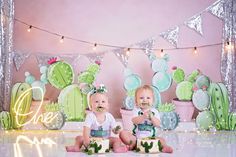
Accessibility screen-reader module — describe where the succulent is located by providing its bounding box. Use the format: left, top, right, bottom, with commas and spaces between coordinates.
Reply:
196, 111, 214, 131
10, 83, 32, 129
158, 103, 175, 112
44, 102, 61, 112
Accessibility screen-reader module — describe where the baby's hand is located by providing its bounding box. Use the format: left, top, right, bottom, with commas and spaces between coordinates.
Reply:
143, 111, 149, 119
84, 138, 90, 147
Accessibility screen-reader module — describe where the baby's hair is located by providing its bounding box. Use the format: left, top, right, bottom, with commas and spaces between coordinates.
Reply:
135, 85, 154, 104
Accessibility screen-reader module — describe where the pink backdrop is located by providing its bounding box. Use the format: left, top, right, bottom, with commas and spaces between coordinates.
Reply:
13, 0, 222, 118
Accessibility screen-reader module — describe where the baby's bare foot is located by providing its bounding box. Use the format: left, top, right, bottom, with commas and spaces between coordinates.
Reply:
65, 146, 80, 152
113, 145, 129, 153
162, 145, 173, 153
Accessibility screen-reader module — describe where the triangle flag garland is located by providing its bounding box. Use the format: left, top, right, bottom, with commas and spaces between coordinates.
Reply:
13, 52, 31, 71
113, 48, 129, 67
136, 38, 155, 56
184, 15, 203, 35
159, 26, 179, 47
84, 52, 105, 64
207, 0, 224, 19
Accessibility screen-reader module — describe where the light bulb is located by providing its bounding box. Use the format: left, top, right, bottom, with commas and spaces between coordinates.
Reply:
226, 41, 234, 51
126, 48, 130, 56
93, 43, 97, 50
160, 49, 165, 57
60, 36, 64, 43
194, 47, 197, 54
27, 25, 32, 32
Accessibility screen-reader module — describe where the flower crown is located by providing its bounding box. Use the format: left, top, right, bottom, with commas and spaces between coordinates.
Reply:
90, 84, 108, 95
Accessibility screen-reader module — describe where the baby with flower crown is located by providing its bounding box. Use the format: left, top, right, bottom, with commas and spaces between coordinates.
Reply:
66, 84, 128, 153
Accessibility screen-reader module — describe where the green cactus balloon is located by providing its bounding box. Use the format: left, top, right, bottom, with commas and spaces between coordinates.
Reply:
208, 83, 229, 130
196, 111, 214, 131
0, 111, 12, 130
47, 61, 74, 89
176, 81, 193, 100
228, 112, 236, 131
58, 84, 87, 121
172, 68, 185, 83
192, 89, 210, 111
10, 83, 32, 129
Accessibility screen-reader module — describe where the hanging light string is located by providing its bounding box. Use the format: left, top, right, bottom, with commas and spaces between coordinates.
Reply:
14, 17, 224, 51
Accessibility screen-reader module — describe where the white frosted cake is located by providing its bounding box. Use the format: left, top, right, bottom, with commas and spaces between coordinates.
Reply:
136, 137, 161, 153
86, 138, 110, 154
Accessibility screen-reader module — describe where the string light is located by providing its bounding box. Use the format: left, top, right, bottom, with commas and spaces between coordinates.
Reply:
93, 43, 97, 50
27, 25, 32, 32
160, 49, 165, 57
14, 18, 224, 51
60, 36, 64, 43
194, 47, 197, 54
126, 48, 130, 56
225, 41, 234, 51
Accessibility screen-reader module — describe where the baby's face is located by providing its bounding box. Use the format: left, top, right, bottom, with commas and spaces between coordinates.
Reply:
136, 89, 154, 110
90, 93, 109, 113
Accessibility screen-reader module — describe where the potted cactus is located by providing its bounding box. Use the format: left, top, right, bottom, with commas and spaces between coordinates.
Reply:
171, 67, 200, 121
158, 103, 179, 130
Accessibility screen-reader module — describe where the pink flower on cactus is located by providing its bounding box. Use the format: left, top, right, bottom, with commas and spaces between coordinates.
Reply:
172, 66, 177, 70
48, 57, 57, 65
202, 85, 208, 90
95, 60, 101, 65
192, 85, 198, 91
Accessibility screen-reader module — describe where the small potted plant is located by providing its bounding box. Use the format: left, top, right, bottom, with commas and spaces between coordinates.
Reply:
171, 67, 200, 122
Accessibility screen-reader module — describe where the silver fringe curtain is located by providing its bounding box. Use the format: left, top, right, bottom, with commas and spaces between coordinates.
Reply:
0, 0, 14, 111
221, 0, 236, 111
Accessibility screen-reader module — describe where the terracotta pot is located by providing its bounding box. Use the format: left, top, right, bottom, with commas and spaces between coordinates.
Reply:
172, 98, 194, 122
120, 108, 134, 131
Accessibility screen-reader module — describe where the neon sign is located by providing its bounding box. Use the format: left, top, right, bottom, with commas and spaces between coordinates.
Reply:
13, 87, 58, 127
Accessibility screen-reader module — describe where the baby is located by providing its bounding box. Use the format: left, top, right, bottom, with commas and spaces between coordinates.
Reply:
119, 85, 173, 153
66, 85, 128, 153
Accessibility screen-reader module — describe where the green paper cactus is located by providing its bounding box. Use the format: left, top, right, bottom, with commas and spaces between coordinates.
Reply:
0, 111, 12, 130
172, 68, 185, 83
196, 111, 214, 131
172, 67, 200, 101
78, 63, 100, 84
47, 61, 74, 89
192, 89, 210, 111
208, 82, 229, 130
176, 81, 193, 100
58, 84, 87, 121
228, 112, 236, 131
10, 83, 32, 129
140, 141, 153, 153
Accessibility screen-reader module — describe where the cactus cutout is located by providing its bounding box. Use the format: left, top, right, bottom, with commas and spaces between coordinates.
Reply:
196, 111, 214, 131
47, 61, 74, 89
10, 83, 32, 129
43, 111, 66, 130
228, 112, 236, 131
195, 75, 210, 89
172, 68, 185, 83
58, 84, 87, 121
0, 111, 12, 130
140, 141, 153, 153
192, 89, 210, 111
208, 82, 229, 130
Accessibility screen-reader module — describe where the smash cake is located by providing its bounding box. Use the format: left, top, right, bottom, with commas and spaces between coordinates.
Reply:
136, 137, 162, 153
84, 137, 110, 154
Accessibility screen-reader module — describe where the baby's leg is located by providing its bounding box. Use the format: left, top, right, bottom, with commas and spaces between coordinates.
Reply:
109, 137, 129, 153
157, 137, 173, 153
65, 136, 84, 152
119, 130, 136, 150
